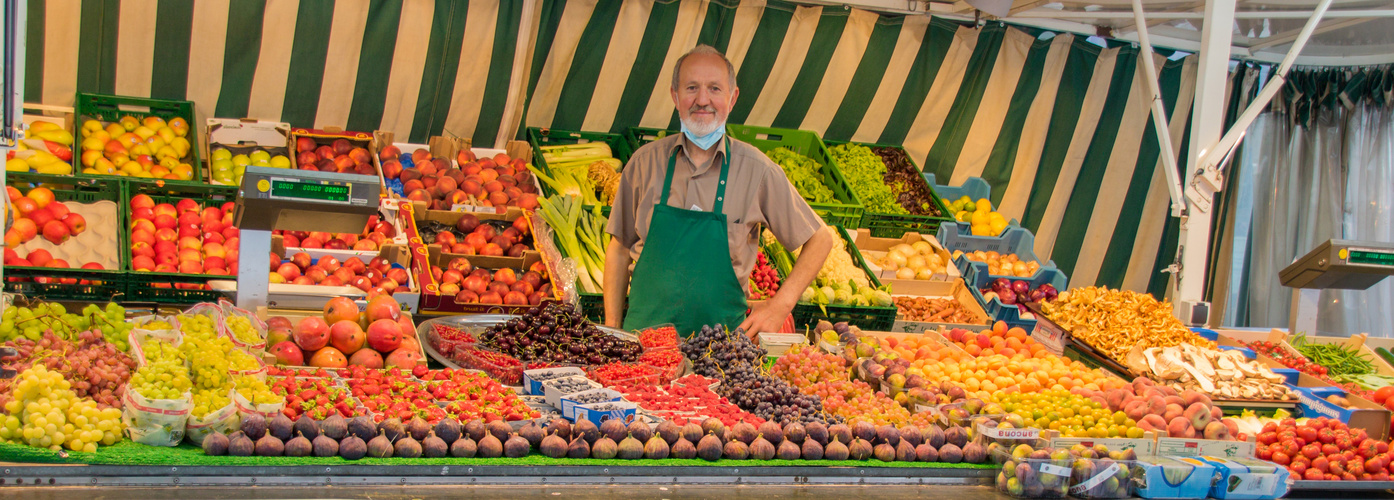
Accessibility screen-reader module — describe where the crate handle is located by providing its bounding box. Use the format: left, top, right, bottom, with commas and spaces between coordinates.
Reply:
116, 104, 154, 114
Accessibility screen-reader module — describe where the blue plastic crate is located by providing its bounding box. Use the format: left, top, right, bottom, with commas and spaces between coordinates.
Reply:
1190, 327, 1219, 341
924, 173, 991, 203
935, 221, 1055, 264
1217, 345, 1257, 359
958, 256, 1069, 295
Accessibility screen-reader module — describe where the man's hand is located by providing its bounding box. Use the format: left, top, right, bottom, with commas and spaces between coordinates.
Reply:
738, 296, 794, 339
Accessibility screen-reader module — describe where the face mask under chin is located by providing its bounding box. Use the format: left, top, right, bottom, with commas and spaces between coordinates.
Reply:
680, 116, 725, 150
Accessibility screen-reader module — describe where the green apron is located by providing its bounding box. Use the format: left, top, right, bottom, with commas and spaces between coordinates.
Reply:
622, 137, 747, 337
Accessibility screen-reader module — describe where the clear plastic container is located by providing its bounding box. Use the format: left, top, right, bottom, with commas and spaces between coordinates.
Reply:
997, 457, 1073, 498
460, 348, 523, 386
637, 323, 680, 351
541, 375, 602, 409
1069, 458, 1140, 499
588, 363, 661, 387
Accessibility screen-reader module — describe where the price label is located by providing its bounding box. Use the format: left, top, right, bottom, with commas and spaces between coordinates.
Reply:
982, 427, 1040, 440
1031, 322, 1065, 355
1040, 463, 1071, 477
1069, 463, 1120, 495
1226, 473, 1278, 496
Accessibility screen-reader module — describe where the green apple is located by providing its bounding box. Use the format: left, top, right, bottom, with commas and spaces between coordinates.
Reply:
232, 154, 251, 167
269, 155, 291, 168
249, 150, 271, 163
211, 148, 232, 161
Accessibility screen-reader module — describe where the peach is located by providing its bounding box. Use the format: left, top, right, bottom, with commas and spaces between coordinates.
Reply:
1166, 417, 1195, 439
1185, 402, 1212, 430
1203, 421, 1230, 440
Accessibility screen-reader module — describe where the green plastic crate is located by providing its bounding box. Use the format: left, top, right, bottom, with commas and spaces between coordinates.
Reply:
121, 179, 237, 304
789, 225, 896, 331
73, 92, 202, 183
725, 124, 864, 228
824, 140, 956, 238
526, 127, 631, 195
622, 127, 678, 153
3, 173, 128, 301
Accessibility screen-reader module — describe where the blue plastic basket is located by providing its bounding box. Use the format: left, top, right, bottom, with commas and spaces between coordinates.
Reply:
924, 173, 991, 203
935, 222, 1054, 266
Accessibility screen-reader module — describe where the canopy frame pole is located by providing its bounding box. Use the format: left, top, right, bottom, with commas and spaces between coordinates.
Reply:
1170, 0, 1332, 325
1, 0, 28, 303
1130, 0, 1186, 217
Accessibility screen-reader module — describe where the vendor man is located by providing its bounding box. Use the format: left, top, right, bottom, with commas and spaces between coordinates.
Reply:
604, 45, 834, 338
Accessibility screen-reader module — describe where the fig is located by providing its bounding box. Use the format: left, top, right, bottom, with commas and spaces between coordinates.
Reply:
644, 435, 670, 459
487, 420, 513, 443
828, 423, 853, 445
519, 421, 545, 448
295, 414, 321, 441
849, 438, 873, 460
939, 443, 963, 463
568, 436, 591, 458
944, 426, 968, 448
731, 422, 758, 445
546, 418, 572, 442
229, 432, 255, 456
824, 437, 850, 461
574, 419, 600, 445
681, 422, 704, 444
671, 437, 697, 459
723, 439, 749, 460
896, 440, 917, 462
242, 414, 268, 440
202, 432, 230, 456
313, 434, 340, 457
962, 442, 986, 464
783, 422, 806, 445
750, 435, 776, 460
697, 433, 724, 461
900, 425, 923, 447
656, 420, 681, 445
617, 434, 644, 459
627, 420, 653, 444
853, 421, 876, 442
915, 443, 938, 462
876, 424, 900, 446
256, 434, 285, 456
701, 417, 725, 438
465, 419, 487, 442
591, 437, 618, 459
451, 437, 478, 458
925, 425, 945, 448
478, 434, 504, 458
600, 418, 627, 443
340, 435, 367, 460
348, 416, 377, 442
540, 432, 568, 458
777, 439, 802, 460
285, 432, 313, 457
379, 418, 406, 442
368, 430, 394, 458
321, 414, 348, 440
422, 431, 448, 458
406, 416, 431, 441
434, 418, 462, 444
504, 434, 531, 458
873, 442, 896, 462
805, 421, 829, 445
758, 421, 784, 445
269, 413, 295, 441
395, 435, 423, 458
801, 439, 824, 460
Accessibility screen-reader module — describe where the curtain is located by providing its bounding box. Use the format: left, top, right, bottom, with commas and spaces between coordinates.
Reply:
1239, 67, 1394, 337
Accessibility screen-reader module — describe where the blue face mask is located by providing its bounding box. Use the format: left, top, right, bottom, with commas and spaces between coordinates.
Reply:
681, 120, 726, 150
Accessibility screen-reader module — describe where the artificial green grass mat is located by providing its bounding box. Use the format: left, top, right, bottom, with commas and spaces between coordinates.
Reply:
0, 441, 999, 469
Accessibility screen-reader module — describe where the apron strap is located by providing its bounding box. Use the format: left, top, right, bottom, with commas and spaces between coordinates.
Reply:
662, 137, 733, 213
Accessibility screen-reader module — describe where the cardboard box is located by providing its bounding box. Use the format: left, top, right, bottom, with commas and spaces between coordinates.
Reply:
1154, 434, 1256, 459
253, 306, 426, 369
758, 333, 809, 357
211, 244, 418, 312
888, 279, 991, 333
22, 103, 75, 131
1284, 372, 1391, 441
287, 128, 382, 195
846, 228, 960, 282
415, 244, 557, 316
1134, 456, 1219, 499
409, 203, 528, 263
204, 118, 292, 186
1043, 430, 1159, 457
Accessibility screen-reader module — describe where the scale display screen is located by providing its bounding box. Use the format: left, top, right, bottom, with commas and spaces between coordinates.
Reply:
270, 179, 350, 202
1349, 249, 1394, 267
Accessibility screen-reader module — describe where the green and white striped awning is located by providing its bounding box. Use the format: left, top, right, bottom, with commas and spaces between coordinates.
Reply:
23, 0, 1219, 296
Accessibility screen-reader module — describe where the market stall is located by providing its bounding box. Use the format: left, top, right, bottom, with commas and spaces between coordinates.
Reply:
4, 0, 1394, 498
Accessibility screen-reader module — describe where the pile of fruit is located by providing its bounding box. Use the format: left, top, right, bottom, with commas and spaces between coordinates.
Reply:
988, 389, 1149, 439
0, 329, 136, 410
613, 375, 764, 426
914, 350, 1127, 399
1257, 417, 1394, 481
0, 365, 125, 452
958, 250, 1042, 279
269, 251, 411, 295
684, 324, 832, 425
6, 120, 74, 175
0, 302, 132, 349
774, 344, 935, 427
980, 277, 1058, 308
77, 115, 195, 179
869, 146, 945, 217
431, 256, 551, 306
208, 147, 290, 185
747, 251, 781, 300
127, 194, 239, 278
795, 231, 892, 308
4, 248, 107, 279
292, 136, 375, 176
385, 146, 540, 212
275, 213, 398, 252
866, 240, 950, 281
3, 186, 88, 248
474, 302, 641, 366
265, 296, 422, 370
268, 374, 366, 420
945, 196, 1008, 237
829, 143, 903, 214
894, 296, 982, 324
944, 324, 1052, 358
995, 443, 1141, 498
420, 213, 532, 257
1040, 286, 1216, 363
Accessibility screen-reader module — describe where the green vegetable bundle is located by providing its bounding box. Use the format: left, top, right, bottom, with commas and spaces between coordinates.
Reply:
828, 144, 905, 214
1289, 333, 1375, 376
766, 147, 834, 203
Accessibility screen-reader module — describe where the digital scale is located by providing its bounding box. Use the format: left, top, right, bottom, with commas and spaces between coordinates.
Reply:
1279, 239, 1394, 335
234, 167, 381, 309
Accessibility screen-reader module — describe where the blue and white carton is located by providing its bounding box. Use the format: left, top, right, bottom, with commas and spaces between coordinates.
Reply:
1133, 456, 1217, 499
1195, 456, 1291, 500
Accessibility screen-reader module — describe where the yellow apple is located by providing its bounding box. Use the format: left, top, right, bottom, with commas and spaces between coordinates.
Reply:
82, 119, 104, 135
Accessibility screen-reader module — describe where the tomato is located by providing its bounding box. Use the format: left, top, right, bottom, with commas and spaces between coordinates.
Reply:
1272, 451, 1291, 465
1304, 468, 1324, 481
1290, 461, 1308, 475
1312, 456, 1330, 473
1258, 432, 1279, 445
1302, 444, 1322, 460
1297, 426, 1318, 443
1376, 386, 1394, 404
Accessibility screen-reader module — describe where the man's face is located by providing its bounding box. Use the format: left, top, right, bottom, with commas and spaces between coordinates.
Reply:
671, 54, 738, 137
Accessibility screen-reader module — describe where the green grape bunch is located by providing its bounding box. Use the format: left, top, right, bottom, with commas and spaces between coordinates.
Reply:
1, 365, 124, 452
0, 302, 131, 352
129, 340, 192, 401
225, 315, 265, 347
